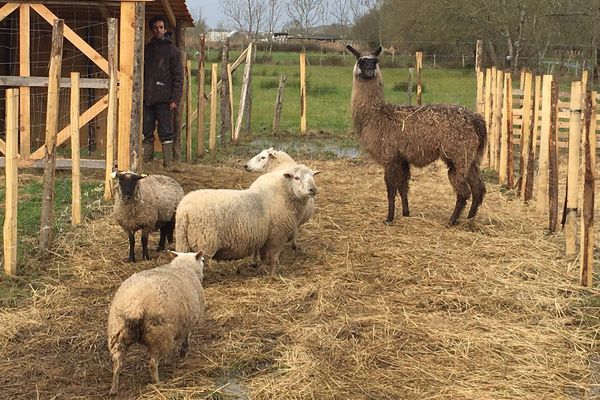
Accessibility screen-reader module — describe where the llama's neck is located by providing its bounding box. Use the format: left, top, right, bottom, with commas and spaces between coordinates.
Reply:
351, 77, 385, 129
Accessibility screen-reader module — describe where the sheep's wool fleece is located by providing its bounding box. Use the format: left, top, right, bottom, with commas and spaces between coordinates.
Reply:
114, 175, 184, 233
107, 253, 205, 352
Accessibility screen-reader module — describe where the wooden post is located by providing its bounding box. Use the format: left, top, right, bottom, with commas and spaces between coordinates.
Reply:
227, 63, 234, 141
407, 67, 414, 106
4, 88, 18, 276
532, 75, 542, 157
518, 72, 533, 197
273, 74, 286, 132
476, 70, 484, 116
173, 21, 186, 161
196, 34, 205, 157
494, 69, 503, 169
524, 87, 537, 204
19, 4, 31, 159
580, 91, 594, 287
185, 59, 192, 162
483, 68, 492, 167
70, 72, 81, 225
209, 63, 217, 151
39, 19, 64, 250
104, 18, 118, 201
565, 81, 582, 255
117, 2, 135, 170
535, 75, 553, 214
548, 81, 559, 233
220, 38, 231, 145
488, 67, 497, 169
129, 2, 144, 171
416, 51, 423, 105
300, 51, 307, 134
234, 43, 253, 142
519, 69, 525, 91
475, 40, 483, 72
499, 72, 513, 187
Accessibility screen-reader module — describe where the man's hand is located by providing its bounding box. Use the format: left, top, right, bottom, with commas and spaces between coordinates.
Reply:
170, 101, 177, 110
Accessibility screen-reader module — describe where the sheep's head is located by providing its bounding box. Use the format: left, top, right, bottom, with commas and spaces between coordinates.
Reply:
283, 164, 320, 200
346, 45, 382, 81
244, 147, 276, 172
169, 250, 205, 281
111, 170, 146, 201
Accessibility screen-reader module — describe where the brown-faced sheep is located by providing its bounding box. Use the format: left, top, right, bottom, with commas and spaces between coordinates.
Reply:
347, 45, 487, 225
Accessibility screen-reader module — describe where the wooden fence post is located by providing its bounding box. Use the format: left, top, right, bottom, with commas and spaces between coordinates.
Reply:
494, 69, 504, 169
535, 74, 553, 214
234, 43, 253, 142
19, 4, 31, 160
475, 40, 483, 72
227, 63, 234, 142
185, 59, 192, 161
220, 38, 231, 145
273, 74, 286, 132
4, 88, 19, 276
518, 72, 533, 197
407, 67, 414, 106
476, 70, 484, 116
548, 81, 559, 233
499, 72, 513, 187
416, 51, 423, 105
197, 34, 205, 157
300, 51, 307, 134
532, 75, 542, 157
209, 63, 217, 151
580, 91, 595, 287
104, 18, 118, 201
524, 86, 537, 204
565, 81, 582, 255
483, 68, 492, 168
39, 19, 64, 250
70, 72, 81, 225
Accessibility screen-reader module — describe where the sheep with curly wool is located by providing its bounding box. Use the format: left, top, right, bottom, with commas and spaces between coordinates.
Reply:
107, 250, 206, 397
112, 171, 184, 262
175, 163, 318, 274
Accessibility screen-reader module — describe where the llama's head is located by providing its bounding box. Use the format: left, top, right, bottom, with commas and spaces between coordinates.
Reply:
346, 45, 382, 81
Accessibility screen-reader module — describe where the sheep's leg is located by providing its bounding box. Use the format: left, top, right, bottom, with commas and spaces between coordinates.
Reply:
109, 348, 127, 396
149, 353, 160, 383
383, 168, 398, 223
448, 168, 471, 226
157, 228, 167, 251
141, 231, 150, 260
128, 232, 136, 262
397, 159, 411, 217
179, 334, 190, 358
466, 164, 486, 219
166, 218, 175, 244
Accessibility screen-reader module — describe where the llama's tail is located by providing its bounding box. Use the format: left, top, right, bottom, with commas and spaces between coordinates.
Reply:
473, 114, 487, 163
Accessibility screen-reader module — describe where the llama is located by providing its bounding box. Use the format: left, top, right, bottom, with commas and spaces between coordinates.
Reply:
347, 45, 487, 225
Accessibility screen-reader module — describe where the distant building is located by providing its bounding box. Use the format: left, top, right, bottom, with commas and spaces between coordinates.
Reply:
206, 29, 230, 42
273, 32, 289, 43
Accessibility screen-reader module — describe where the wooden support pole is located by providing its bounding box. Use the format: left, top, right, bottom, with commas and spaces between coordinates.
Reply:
173, 21, 186, 162
273, 74, 286, 132
196, 34, 206, 157
524, 87, 537, 204
117, 2, 135, 170
532, 75, 542, 157
518, 72, 533, 197
227, 63, 234, 141
416, 51, 423, 105
580, 91, 594, 287
4, 88, 18, 276
300, 51, 307, 134
219, 38, 231, 145
475, 40, 483, 72
129, 2, 144, 171
185, 59, 192, 162
476, 70, 484, 116
483, 68, 492, 168
499, 72, 513, 186
488, 67, 497, 169
209, 63, 217, 151
104, 18, 118, 201
39, 19, 64, 250
19, 4, 31, 160
493, 69, 503, 169
565, 81, 582, 255
407, 67, 414, 106
234, 43, 253, 142
535, 75, 553, 214
548, 81, 559, 233
70, 72, 81, 225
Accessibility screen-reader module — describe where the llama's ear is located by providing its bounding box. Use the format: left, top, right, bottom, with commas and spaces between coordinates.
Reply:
346, 45, 361, 59
373, 46, 383, 57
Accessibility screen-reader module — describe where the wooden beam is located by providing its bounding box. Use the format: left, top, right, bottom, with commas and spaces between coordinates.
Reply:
129, 2, 144, 171
104, 18, 118, 201
234, 43, 253, 142
0, 3, 19, 23
0, 76, 109, 89
117, 1, 135, 170
3, 88, 19, 276
30, 4, 109, 74
30, 95, 108, 159
19, 4, 31, 159
70, 72, 81, 225
0, 157, 106, 169
160, 0, 177, 28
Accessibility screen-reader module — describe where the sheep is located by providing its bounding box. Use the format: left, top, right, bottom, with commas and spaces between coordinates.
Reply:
112, 171, 184, 262
243, 147, 316, 250
346, 45, 487, 225
175, 163, 318, 274
107, 250, 206, 397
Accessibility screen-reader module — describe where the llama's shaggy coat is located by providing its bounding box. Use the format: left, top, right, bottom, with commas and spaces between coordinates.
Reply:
175, 164, 318, 273
113, 172, 184, 261
347, 45, 487, 225
107, 251, 206, 396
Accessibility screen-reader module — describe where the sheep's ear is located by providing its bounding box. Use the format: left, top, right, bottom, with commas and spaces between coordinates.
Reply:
283, 172, 293, 179
111, 170, 119, 179
346, 45, 361, 59
312, 170, 321, 176
269, 153, 277, 160
139, 174, 147, 178
195, 250, 204, 261
373, 46, 383, 57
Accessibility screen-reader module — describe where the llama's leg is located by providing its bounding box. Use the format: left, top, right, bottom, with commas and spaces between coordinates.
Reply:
384, 167, 398, 223
396, 159, 411, 217
447, 166, 471, 225
466, 164, 486, 219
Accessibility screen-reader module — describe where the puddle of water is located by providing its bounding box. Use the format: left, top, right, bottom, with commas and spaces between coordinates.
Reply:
250, 138, 361, 158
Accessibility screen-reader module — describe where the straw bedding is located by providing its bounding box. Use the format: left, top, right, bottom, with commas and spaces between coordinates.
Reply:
1, 156, 599, 399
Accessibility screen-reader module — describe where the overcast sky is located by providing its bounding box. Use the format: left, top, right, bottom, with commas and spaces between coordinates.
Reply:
185, 0, 230, 29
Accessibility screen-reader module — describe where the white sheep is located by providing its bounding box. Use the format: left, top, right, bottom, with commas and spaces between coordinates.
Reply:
175, 164, 318, 274
243, 148, 317, 250
107, 250, 206, 397
112, 171, 184, 262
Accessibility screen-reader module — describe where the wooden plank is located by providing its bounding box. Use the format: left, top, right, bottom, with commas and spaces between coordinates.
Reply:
233, 43, 253, 142
160, 0, 177, 28
196, 34, 206, 158
30, 95, 108, 159
70, 72, 81, 225
493, 69, 503, 170
499, 72, 509, 186
580, 91, 594, 287
300, 52, 307, 134
273, 74, 286, 132
0, 157, 106, 169
565, 81, 582, 255
536, 75, 553, 214
0, 3, 19, 23
0, 138, 5, 154
532, 76, 542, 157
104, 18, 118, 201
475, 40, 482, 72
30, 4, 108, 74
0, 75, 109, 88
548, 81, 559, 233
4, 88, 19, 276
19, 4, 31, 159
483, 68, 492, 168
209, 63, 217, 151
129, 2, 144, 171
415, 51, 423, 105
227, 63, 234, 141
186, 60, 192, 162
518, 72, 533, 197
476, 70, 484, 115
117, 1, 135, 170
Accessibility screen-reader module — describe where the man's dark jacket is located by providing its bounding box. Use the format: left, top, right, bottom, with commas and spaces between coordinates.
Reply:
144, 37, 184, 106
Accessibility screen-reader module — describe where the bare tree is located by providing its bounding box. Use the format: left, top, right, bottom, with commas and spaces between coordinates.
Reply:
222, 0, 267, 39
286, 0, 324, 36
264, 0, 284, 36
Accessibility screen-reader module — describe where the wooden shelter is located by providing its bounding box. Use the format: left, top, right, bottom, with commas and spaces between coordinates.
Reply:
0, 0, 193, 170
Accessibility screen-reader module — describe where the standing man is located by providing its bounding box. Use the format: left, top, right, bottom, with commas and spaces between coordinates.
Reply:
143, 15, 184, 168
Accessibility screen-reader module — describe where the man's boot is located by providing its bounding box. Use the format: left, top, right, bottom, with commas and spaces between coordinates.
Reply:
143, 141, 154, 163
161, 142, 173, 169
